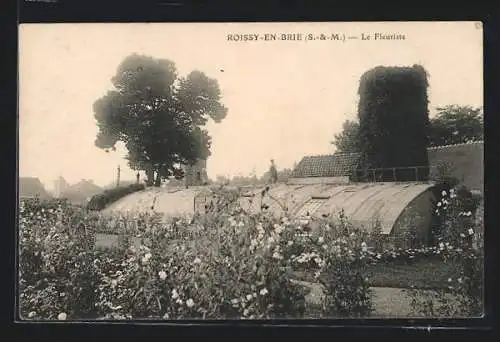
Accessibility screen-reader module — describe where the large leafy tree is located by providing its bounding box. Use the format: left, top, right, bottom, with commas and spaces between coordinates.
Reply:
428, 105, 483, 147
331, 120, 361, 153
94, 54, 227, 186
332, 106, 483, 153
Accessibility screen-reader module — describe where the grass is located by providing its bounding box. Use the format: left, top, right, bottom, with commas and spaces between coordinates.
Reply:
365, 258, 459, 290
293, 257, 459, 290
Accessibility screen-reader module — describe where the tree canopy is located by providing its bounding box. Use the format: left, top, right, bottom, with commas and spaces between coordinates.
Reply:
332, 105, 483, 153
428, 105, 483, 147
94, 54, 227, 186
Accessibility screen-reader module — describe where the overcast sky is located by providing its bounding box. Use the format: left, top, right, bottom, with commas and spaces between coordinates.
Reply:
19, 22, 483, 189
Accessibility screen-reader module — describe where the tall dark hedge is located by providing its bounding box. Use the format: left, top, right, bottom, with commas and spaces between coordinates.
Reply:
357, 65, 430, 181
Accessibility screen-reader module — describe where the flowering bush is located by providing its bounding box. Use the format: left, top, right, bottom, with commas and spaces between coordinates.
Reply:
406, 186, 484, 317
276, 214, 374, 317
19, 199, 307, 320
19, 198, 100, 319
19, 184, 484, 320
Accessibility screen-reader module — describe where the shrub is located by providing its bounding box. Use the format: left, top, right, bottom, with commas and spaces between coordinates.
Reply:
278, 213, 374, 317
19, 200, 307, 320
406, 186, 484, 317
87, 184, 145, 211
357, 65, 430, 181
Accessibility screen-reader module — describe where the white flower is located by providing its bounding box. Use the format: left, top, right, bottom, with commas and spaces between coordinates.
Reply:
253, 292, 257, 298
193, 257, 202, 264
318, 236, 324, 244
186, 298, 195, 308
28, 311, 36, 318
468, 228, 474, 235
111, 279, 118, 287
176, 299, 183, 305
246, 294, 253, 301
460, 233, 466, 238
171, 288, 179, 299
272, 251, 282, 260
237, 221, 245, 227
361, 241, 367, 252
158, 271, 167, 280
465, 211, 472, 217
243, 308, 249, 316
259, 288, 268, 296
437, 202, 442, 207
458, 277, 463, 284
439, 242, 445, 249
57, 312, 67, 320
448, 278, 452, 282
441, 190, 447, 196
231, 298, 239, 305
287, 240, 293, 246
268, 236, 275, 244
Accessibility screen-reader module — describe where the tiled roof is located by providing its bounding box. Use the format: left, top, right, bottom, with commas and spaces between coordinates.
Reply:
291, 141, 484, 183
291, 153, 361, 178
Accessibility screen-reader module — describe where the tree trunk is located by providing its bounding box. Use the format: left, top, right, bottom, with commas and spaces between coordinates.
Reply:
154, 171, 162, 187
145, 167, 154, 187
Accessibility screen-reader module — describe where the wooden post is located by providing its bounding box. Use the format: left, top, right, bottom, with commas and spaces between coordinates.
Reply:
116, 165, 121, 188
392, 168, 396, 182
371, 169, 376, 182
414, 167, 419, 181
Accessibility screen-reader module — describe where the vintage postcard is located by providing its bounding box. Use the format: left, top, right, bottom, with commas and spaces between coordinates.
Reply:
18, 21, 484, 321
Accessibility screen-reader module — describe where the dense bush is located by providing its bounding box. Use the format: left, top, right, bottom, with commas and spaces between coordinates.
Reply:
406, 186, 484, 317
357, 65, 430, 181
19, 199, 308, 320
87, 184, 145, 211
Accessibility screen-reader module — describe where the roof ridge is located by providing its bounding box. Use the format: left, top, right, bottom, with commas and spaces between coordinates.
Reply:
303, 152, 361, 158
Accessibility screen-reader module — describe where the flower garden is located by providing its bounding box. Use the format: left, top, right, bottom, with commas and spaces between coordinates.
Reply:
18, 186, 484, 321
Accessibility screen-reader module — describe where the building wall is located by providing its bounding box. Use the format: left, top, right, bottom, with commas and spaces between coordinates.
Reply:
183, 158, 208, 187
427, 141, 483, 193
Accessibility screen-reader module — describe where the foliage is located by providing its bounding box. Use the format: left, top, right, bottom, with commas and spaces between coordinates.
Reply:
87, 183, 146, 211
406, 187, 484, 317
19, 199, 307, 320
332, 105, 483, 154
19, 190, 484, 320
93, 53, 228, 186
428, 105, 483, 147
331, 120, 361, 153
357, 65, 430, 181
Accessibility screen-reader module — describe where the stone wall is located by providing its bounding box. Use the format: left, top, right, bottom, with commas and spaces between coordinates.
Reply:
428, 141, 483, 193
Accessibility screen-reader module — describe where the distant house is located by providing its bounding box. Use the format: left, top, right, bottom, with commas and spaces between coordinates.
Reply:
19, 177, 52, 200
183, 158, 209, 187
61, 179, 103, 204
290, 152, 361, 185
53, 176, 70, 198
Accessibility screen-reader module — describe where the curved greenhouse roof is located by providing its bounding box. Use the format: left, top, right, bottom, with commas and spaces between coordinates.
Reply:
103, 186, 213, 219
103, 182, 436, 235
239, 182, 436, 234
